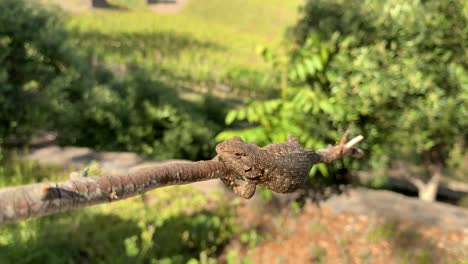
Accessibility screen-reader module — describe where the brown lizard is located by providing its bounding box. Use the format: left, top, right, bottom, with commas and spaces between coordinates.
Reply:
215, 129, 363, 199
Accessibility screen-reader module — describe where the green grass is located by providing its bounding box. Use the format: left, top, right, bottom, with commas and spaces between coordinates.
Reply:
62, 0, 303, 94
69, 11, 264, 84
0, 151, 67, 188
180, 0, 302, 38
310, 222, 326, 232
366, 223, 398, 242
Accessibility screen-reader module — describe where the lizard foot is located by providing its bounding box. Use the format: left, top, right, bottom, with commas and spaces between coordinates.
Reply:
220, 175, 256, 199
318, 129, 364, 163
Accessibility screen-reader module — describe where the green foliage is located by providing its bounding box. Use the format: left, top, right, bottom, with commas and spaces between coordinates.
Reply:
446, 140, 467, 181
218, 37, 344, 177
68, 4, 297, 95
2, 0, 305, 159
220, 0, 468, 181
0, 0, 228, 160
294, 0, 467, 162
226, 250, 254, 264
0, 5, 231, 160
0, 0, 83, 143
240, 229, 264, 249
226, 67, 278, 97
366, 223, 398, 242
57, 65, 222, 160
309, 245, 326, 264
2, 0, 305, 157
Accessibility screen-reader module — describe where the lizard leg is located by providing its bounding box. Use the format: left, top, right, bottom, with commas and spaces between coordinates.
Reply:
339, 129, 350, 147
317, 129, 363, 163
220, 176, 256, 199
233, 180, 256, 199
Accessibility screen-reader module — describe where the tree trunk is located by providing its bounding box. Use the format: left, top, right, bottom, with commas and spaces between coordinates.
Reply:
417, 163, 442, 202
417, 178, 439, 201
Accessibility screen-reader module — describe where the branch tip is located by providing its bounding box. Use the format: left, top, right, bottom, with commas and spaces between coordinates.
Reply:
344, 135, 364, 150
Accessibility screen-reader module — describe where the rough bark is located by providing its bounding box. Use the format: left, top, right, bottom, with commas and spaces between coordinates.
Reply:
0, 160, 227, 224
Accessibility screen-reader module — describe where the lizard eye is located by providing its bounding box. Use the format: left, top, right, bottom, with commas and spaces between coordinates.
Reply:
234, 152, 245, 157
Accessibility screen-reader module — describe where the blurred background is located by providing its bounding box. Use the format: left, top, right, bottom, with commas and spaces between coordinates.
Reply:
0, 0, 466, 263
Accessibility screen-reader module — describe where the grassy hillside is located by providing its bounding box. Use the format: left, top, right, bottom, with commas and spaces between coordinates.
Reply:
180, 0, 302, 38
52, 0, 303, 94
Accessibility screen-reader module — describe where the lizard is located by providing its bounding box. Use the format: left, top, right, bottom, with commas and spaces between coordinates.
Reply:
214, 129, 363, 199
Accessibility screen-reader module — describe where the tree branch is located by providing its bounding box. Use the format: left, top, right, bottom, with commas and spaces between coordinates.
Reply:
0, 130, 364, 224
0, 160, 227, 224
406, 176, 425, 190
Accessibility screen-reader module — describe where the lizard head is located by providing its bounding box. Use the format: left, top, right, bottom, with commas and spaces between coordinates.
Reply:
215, 137, 259, 176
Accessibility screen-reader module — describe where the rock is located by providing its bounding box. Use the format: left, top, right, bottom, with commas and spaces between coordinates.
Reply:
323, 188, 468, 230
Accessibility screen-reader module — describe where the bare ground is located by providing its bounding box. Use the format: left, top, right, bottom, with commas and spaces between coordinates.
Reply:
222, 200, 467, 263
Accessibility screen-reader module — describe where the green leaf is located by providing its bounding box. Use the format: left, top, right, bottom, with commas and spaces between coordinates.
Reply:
225, 111, 237, 125
311, 55, 323, 71
304, 59, 317, 75
296, 64, 306, 81
319, 100, 333, 114
317, 164, 329, 177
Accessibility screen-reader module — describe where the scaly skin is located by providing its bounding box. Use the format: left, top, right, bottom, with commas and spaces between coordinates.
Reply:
215, 135, 320, 199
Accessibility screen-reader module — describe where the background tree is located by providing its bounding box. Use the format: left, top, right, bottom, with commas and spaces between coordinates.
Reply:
0, 0, 84, 144
219, 0, 467, 201
58, 65, 222, 160
0, 0, 220, 160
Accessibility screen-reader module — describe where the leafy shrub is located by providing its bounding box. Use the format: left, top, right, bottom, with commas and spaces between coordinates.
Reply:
57, 65, 222, 160
0, 0, 83, 144
0, 0, 221, 161
446, 140, 467, 182
218, 37, 346, 178
219, 0, 467, 182
292, 0, 467, 176
226, 67, 278, 96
